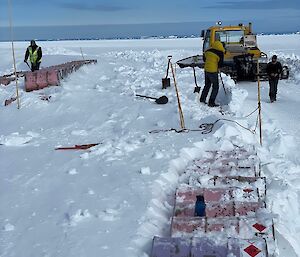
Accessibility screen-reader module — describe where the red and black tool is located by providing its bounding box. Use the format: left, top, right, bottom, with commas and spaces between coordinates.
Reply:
55, 143, 100, 150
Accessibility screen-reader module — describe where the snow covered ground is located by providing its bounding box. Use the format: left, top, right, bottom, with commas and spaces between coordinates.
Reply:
0, 34, 300, 257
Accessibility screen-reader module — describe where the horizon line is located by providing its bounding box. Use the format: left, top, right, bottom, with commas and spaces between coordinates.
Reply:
0, 20, 251, 28
0, 31, 299, 43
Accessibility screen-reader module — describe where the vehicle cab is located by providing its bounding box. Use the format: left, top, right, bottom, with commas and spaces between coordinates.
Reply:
202, 23, 262, 62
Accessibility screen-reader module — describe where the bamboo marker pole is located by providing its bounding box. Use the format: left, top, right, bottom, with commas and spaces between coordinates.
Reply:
257, 59, 263, 146
8, 0, 20, 109
169, 57, 185, 130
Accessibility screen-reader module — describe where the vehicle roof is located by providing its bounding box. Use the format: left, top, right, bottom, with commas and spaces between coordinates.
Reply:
208, 25, 247, 31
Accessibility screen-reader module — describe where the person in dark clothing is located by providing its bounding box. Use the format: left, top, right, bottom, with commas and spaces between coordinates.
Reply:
266, 55, 282, 102
200, 41, 225, 107
24, 40, 42, 72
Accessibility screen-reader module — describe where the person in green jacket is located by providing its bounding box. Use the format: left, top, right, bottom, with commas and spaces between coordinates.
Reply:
200, 41, 225, 107
24, 40, 42, 72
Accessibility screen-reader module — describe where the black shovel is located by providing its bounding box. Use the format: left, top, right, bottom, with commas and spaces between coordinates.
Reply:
192, 67, 201, 93
136, 94, 168, 104
162, 55, 172, 89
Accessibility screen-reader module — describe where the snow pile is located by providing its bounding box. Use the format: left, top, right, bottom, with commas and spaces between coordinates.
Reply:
0, 132, 33, 146
271, 52, 300, 83
3, 223, 15, 232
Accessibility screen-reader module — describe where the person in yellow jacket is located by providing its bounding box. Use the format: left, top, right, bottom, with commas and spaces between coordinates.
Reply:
200, 41, 225, 107
24, 40, 42, 72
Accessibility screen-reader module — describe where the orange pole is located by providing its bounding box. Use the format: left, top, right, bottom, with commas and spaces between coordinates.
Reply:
257, 60, 262, 146
169, 58, 185, 130
8, 0, 20, 109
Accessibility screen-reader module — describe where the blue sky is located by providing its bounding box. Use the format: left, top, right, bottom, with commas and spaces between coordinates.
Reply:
0, 0, 299, 39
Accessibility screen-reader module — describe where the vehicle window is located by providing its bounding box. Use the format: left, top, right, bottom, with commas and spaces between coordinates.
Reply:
215, 30, 244, 44
203, 30, 211, 51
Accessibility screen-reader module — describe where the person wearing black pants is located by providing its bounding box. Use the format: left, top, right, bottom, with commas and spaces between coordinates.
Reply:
24, 40, 42, 72
200, 41, 225, 107
202, 72, 219, 106
31, 62, 40, 71
266, 55, 282, 102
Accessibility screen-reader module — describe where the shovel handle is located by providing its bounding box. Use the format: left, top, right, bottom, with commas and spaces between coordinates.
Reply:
135, 94, 157, 100
219, 72, 227, 95
193, 67, 198, 87
25, 61, 31, 70
165, 56, 172, 79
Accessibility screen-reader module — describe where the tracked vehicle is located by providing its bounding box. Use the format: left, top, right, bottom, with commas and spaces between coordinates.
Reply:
177, 22, 289, 81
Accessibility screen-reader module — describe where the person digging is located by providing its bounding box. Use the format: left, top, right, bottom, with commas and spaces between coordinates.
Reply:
200, 41, 225, 107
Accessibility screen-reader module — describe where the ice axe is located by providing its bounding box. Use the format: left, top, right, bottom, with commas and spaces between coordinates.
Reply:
162, 55, 172, 89
135, 94, 168, 104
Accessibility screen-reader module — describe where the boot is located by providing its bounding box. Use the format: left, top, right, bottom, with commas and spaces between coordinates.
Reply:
208, 102, 219, 107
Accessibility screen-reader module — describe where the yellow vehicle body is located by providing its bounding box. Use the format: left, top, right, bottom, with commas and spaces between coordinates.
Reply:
201, 22, 272, 80
177, 22, 289, 81
203, 23, 263, 62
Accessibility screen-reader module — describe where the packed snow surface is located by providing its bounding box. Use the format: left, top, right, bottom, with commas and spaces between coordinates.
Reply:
1, 34, 300, 257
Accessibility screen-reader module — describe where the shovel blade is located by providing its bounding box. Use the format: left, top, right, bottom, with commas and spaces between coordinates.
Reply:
155, 96, 168, 104
162, 78, 171, 89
